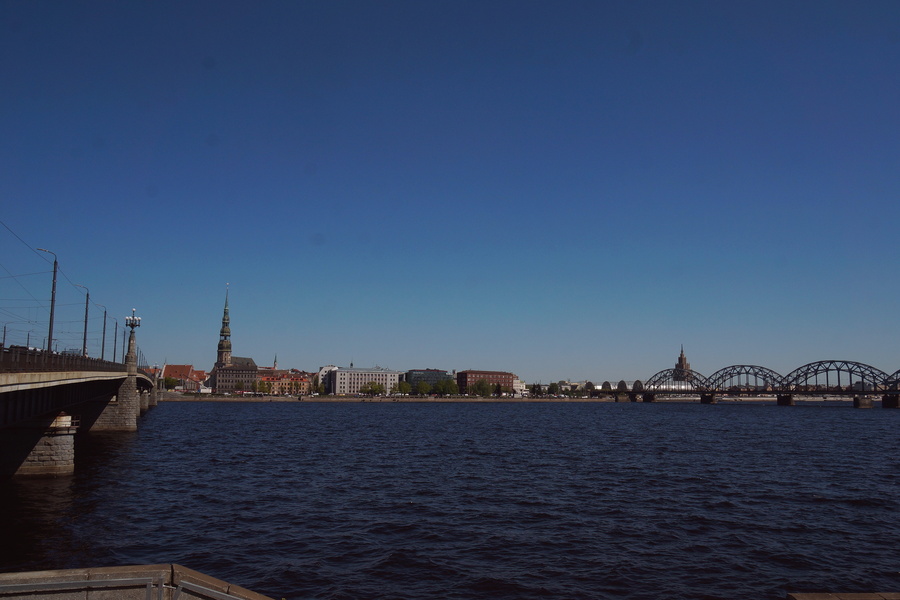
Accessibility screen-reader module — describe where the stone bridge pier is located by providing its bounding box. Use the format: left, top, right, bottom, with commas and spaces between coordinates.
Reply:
86, 329, 142, 433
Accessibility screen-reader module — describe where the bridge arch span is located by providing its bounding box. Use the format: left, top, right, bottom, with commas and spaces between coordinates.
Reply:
886, 369, 900, 391
783, 360, 888, 393
644, 368, 709, 393
706, 365, 785, 392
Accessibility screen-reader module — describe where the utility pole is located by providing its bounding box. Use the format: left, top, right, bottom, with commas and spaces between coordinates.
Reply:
97, 304, 107, 360
37, 248, 57, 352
75, 284, 89, 357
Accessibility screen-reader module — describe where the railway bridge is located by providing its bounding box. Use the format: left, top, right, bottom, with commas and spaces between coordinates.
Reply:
604, 360, 900, 408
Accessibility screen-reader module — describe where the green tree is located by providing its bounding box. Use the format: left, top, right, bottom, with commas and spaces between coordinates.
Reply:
234, 381, 244, 392
359, 381, 385, 396
416, 380, 432, 396
547, 382, 560, 395
398, 381, 412, 395
494, 382, 503, 396
531, 382, 543, 396
472, 379, 492, 397
163, 376, 179, 390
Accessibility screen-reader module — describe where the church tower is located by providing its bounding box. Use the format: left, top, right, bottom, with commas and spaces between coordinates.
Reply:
215, 288, 232, 368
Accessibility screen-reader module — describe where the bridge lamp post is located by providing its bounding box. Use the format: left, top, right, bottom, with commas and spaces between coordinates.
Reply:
125, 309, 141, 367
111, 318, 118, 363
36, 248, 57, 352
96, 304, 107, 361
74, 284, 89, 357
126, 309, 141, 331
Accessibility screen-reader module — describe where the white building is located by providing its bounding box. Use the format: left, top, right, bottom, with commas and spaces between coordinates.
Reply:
513, 379, 527, 397
324, 365, 403, 395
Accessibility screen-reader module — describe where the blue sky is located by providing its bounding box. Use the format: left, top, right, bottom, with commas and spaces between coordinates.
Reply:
1, 1, 898, 383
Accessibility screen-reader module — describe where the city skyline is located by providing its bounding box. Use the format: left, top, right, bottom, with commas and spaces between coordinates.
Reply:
2, 1, 899, 382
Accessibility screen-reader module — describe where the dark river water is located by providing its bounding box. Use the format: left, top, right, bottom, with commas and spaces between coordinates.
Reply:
1, 401, 898, 599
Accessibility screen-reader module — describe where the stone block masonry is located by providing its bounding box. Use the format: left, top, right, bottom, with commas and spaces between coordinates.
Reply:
10, 413, 78, 476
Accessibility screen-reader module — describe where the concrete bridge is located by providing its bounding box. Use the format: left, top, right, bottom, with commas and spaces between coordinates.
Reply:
0, 326, 156, 480
601, 360, 900, 408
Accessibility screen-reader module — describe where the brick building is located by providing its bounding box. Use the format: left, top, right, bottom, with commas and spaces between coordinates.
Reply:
457, 370, 518, 395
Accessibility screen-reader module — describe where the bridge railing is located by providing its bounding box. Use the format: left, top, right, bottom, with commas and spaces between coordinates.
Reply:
0, 344, 126, 374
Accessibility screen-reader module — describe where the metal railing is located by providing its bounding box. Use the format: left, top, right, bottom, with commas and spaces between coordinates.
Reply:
0, 344, 126, 374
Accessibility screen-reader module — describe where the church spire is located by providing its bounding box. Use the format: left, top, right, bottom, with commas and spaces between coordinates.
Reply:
216, 285, 232, 367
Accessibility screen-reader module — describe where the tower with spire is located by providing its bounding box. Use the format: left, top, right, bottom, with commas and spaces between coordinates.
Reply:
215, 287, 232, 368
673, 345, 692, 381
208, 286, 258, 393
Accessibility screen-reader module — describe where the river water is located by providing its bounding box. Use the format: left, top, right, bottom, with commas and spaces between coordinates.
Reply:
0, 401, 898, 599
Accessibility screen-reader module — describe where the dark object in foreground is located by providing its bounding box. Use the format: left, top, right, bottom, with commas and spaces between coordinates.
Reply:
0, 563, 275, 599
787, 594, 900, 599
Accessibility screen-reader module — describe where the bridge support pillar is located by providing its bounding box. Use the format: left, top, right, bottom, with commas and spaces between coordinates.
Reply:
700, 394, 717, 404
140, 390, 149, 414
882, 395, 899, 409
11, 413, 79, 477
777, 394, 794, 406
88, 330, 140, 431
642, 394, 656, 403
614, 394, 629, 403
853, 396, 873, 409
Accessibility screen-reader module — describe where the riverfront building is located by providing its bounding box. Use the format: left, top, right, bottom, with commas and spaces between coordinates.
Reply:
208, 291, 259, 393
161, 364, 207, 392
323, 365, 403, 395
457, 370, 518, 394
405, 369, 454, 389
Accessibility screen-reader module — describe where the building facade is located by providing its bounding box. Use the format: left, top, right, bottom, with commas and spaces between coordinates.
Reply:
258, 370, 310, 395
161, 364, 207, 391
405, 369, 454, 390
324, 366, 403, 395
457, 370, 518, 395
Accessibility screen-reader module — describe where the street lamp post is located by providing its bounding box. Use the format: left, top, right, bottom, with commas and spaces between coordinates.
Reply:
97, 304, 107, 360
125, 308, 141, 331
112, 318, 118, 363
36, 248, 57, 352
74, 284, 89, 357
125, 309, 141, 368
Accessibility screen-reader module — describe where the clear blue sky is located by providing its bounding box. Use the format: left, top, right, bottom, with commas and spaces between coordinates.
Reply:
2, 1, 898, 383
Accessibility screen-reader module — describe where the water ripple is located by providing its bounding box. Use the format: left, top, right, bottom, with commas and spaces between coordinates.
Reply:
1, 402, 898, 599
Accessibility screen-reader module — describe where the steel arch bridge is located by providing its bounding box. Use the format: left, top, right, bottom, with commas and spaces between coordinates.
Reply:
887, 369, 900, 391
643, 368, 709, 393
628, 360, 900, 407
783, 360, 888, 394
705, 365, 786, 393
